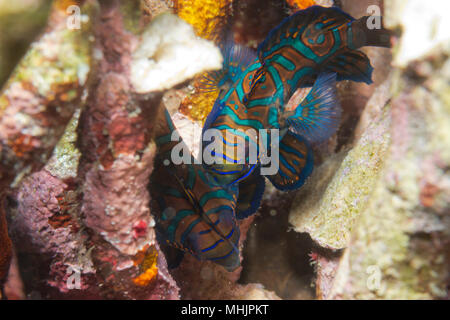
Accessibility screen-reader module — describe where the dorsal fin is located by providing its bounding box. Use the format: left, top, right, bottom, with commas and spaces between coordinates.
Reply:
199, 40, 257, 92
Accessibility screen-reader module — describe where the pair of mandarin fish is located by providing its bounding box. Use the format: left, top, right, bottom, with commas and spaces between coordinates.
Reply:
150, 6, 391, 271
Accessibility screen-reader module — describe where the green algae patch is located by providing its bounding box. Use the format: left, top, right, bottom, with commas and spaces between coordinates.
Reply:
10, 18, 91, 98
0, 0, 52, 86
330, 83, 449, 299
45, 108, 81, 180
120, 0, 143, 35
289, 84, 392, 250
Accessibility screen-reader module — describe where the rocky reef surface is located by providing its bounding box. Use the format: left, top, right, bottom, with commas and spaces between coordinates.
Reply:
289, 0, 449, 300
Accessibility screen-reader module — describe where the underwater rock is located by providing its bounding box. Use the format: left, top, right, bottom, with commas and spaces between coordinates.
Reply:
80, 11, 155, 253
289, 78, 392, 250
292, 0, 450, 299
384, 0, 450, 67
328, 14, 450, 300
74, 0, 180, 299
45, 109, 82, 180
171, 111, 203, 158
0, 0, 92, 191
175, 0, 231, 40
11, 171, 81, 257
7, 100, 96, 298
312, 252, 341, 300
131, 13, 223, 93
175, 256, 281, 300
9, 169, 99, 297
141, 0, 173, 22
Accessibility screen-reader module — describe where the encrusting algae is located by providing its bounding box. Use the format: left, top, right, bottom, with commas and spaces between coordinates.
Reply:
132, 245, 159, 287
286, 0, 317, 10
175, 0, 232, 122
175, 0, 230, 40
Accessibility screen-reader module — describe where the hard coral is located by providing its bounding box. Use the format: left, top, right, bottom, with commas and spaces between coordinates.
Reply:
75, 1, 179, 299
8, 169, 97, 297
132, 246, 158, 287
175, 0, 231, 40
174, 0, 231, 121
131, 13, 223, 93
286, 0, 317, 10
0, 0, 91, 190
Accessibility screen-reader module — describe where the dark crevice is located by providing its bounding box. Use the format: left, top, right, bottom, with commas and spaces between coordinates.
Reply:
238, 192, 316, 299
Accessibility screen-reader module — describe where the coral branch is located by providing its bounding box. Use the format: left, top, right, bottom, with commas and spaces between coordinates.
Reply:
75, 0, 178, 299
0, 0, 92, 190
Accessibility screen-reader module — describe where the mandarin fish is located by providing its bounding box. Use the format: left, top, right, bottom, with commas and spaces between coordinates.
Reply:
150, 107, 241, 271
201, 41, 265, 218
200, 5, 391, 217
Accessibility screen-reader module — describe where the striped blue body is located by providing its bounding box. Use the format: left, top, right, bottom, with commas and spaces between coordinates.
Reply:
150, 108, 241, 271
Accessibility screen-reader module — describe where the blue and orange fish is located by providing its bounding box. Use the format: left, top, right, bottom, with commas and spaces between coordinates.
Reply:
201, 5, 391, 217
150, 107, 241, 271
